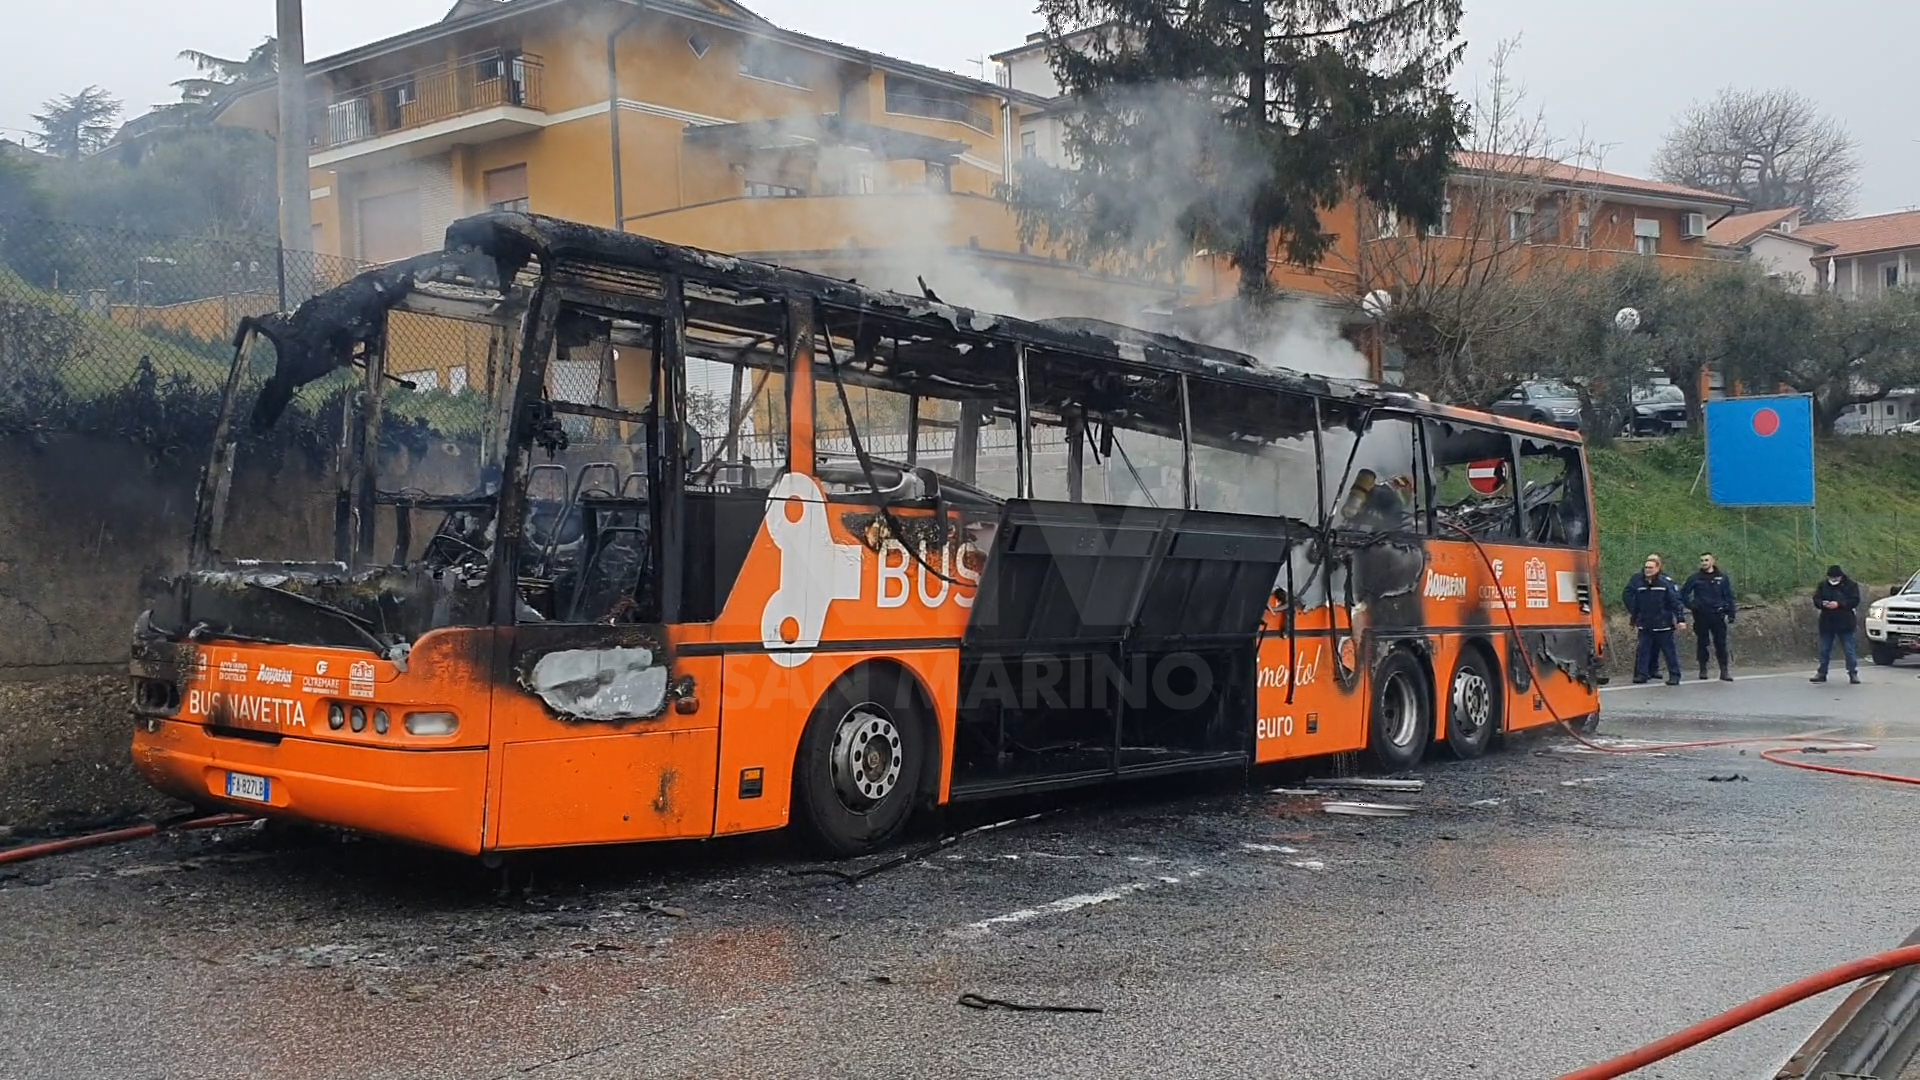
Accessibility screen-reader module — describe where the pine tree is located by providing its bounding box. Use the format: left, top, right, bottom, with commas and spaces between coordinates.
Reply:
1011, 0, 1467, 306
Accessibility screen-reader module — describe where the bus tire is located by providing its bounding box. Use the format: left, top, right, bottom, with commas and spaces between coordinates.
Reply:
1365, 650, 1432, 773
793, 666, 927, 858
1442, 648, 1500, 760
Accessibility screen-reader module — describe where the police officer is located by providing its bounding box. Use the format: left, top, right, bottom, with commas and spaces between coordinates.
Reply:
1622, 554, 1687, 685
1680, 552, 1737, 681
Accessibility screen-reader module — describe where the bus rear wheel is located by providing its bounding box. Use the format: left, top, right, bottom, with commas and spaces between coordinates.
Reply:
794, 666, 927, 858
1365, 650, 1432, 773
1442, 649, 1500, 760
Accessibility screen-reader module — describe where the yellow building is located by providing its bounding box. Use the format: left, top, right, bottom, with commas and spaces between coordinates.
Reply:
212, 0, 1175, 325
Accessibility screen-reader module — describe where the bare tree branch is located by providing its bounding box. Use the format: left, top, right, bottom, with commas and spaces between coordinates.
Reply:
1651, 87, 1860, 222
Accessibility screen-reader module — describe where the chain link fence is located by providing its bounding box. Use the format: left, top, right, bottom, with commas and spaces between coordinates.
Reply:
0, 212, 494, 456
1604, 513, 1918, 599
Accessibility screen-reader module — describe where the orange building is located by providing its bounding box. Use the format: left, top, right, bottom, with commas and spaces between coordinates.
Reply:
211, 0, 1180, 334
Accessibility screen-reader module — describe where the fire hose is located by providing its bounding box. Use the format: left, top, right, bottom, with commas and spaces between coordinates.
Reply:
0, 813, 253, 867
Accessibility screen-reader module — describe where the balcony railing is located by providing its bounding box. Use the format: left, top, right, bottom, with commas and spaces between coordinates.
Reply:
311, 50, 545, 152
883, 90, 994, 135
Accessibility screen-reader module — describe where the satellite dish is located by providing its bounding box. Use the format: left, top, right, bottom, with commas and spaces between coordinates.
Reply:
1362, 289, 1393, 319
1614, 307, 1642, 333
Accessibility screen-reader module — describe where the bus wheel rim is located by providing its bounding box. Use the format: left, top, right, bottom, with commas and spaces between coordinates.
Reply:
830, 704, 904, 809
1383, 673, 1419, 748
1452, 667, 1491, 736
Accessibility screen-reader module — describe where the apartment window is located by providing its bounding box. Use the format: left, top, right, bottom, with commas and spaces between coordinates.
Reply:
739, 47, 811, 90
408, 368, 441, 392
1577, 211, 1592, 248
1427, 198, 1452, 238
1508, 208, 1534, 243
1633, 218, 1661, 257
1884, 263, 1902, 290
1020, 129, 1037, 158
1376, 208, 1400, 238
687, 33, 711, 59
448, 365, 469, 394
884, 74, 993, 134
484, 164, 530, 213
386, 77, 417, 115
1535, 203, 1561, 244
925, 160, 951, 192
745, 181, 803, 198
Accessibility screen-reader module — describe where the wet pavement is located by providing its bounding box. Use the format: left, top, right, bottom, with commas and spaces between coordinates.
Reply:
4, 663, 1918, 1079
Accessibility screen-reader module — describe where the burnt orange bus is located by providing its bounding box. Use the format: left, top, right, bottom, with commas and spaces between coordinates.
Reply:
129, 213, 1605, 857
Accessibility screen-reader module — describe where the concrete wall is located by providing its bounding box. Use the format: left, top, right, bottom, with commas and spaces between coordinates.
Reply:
0, 435, 336, 834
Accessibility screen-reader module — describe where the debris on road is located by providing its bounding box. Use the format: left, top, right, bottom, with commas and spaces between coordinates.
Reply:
1705, 774, 1751, 783
1322, 802, 1415, 818
958, 993, 1103, 1015
1304, 778, 1426, 793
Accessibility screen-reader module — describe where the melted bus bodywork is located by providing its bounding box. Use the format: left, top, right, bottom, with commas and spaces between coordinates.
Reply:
130, 212, 1605, 856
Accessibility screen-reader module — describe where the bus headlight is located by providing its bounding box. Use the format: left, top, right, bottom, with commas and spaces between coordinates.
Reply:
350, 706, 367, 733
372, 709, 390, 735
404, 711, 459, 737
328, 704, 346, 730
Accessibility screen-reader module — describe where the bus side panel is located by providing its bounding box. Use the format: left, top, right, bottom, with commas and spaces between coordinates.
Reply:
492, 729, 719, 848
485, 652, 724, 850
712, 647, 960, 838
1418, 539, 1601, 733
1252, 602, 1370, 764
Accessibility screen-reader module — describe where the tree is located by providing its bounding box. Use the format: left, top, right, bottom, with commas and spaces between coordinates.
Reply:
1652, 87, 1860, 223
31, 87, 123, 160
1009, 0, 1467, 308
1348, 39, 1612, 405
155, 38, 279, 127
1732, 288, 1920, 437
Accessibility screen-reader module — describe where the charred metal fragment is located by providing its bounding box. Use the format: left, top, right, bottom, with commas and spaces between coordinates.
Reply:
245, 263, 415, 430
1526, 628, 1598, 687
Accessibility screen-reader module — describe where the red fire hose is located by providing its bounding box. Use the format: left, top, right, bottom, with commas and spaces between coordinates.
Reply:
0, 813, 254, 867
1557, 945, 1920, 1079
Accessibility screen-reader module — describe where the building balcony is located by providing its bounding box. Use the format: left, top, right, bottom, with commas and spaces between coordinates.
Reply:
309, 50, 545, 169
624, 191, 1025, 258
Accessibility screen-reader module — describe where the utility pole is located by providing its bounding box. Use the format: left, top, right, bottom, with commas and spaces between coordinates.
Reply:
275, 0, 312, 303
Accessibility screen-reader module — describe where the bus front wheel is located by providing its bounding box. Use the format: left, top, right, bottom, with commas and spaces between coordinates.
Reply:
794, 666, 928, 858
1365, 650, 1432, 773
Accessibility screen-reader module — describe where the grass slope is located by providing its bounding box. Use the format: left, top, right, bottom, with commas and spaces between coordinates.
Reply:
1592, 435, 1920, 599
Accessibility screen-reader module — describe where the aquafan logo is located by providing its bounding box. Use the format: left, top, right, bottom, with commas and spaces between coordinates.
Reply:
1423, 570, 1469, 601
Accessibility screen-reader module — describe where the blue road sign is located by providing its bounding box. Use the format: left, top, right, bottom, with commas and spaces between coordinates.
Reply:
1704, 394, 1815, 507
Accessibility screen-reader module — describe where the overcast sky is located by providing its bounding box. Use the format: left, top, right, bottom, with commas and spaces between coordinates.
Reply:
4, 0, 1914, 215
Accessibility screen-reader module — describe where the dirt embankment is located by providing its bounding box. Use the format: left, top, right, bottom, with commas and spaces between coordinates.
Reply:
1602, 585, 1896, 672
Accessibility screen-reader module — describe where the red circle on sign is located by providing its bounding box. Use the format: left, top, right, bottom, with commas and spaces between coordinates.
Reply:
1753, 408, 1781, 437
1467, 459, 1506, 495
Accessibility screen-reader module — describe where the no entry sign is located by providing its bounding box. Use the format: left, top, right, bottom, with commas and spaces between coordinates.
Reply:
1467, 459, 1508, 495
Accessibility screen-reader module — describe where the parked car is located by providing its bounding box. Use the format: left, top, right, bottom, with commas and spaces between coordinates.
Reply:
1488, 380, 1583, 428
1864, 571, 1920, 666
1626, 384, 1689, 437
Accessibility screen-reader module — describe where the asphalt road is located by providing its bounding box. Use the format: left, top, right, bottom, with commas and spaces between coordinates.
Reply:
4, 663, 1919, 1080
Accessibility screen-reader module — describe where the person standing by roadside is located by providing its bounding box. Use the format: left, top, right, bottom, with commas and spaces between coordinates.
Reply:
1812, 565, 1862, 684
1680, 552, 1737, 681
1623, 554, 1688, 685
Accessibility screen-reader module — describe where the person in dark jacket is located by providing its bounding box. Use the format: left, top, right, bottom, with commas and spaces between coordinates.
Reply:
1680, 552, 1737, 681
1622, 554, 1688, 685
1812, 564, 1862, 684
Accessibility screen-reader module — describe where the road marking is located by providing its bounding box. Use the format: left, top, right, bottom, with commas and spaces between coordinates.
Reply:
951, 871, 1204, 938
1601, 671, 1804, 693
1241, 843, 1300, 854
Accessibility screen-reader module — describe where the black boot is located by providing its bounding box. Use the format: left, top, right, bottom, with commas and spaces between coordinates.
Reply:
1849, 671, 1861, 684
1719, 666, 1733, 682
1698, 664, 1708, 681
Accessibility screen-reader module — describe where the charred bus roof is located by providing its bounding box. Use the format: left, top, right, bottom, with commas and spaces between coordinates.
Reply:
259, 210, 1582, 449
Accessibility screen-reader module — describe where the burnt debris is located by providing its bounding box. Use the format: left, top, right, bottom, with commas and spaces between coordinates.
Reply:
244, 262, 418, 431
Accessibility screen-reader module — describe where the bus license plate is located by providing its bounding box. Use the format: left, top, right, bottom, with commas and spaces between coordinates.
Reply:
225, 771, 271, 804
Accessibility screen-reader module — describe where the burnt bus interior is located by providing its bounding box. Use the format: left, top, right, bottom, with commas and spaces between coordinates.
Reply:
181, 214, 1592, 797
